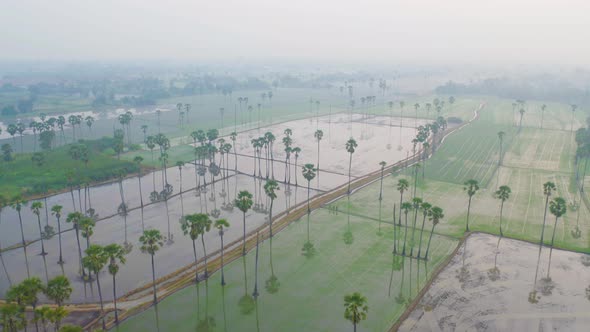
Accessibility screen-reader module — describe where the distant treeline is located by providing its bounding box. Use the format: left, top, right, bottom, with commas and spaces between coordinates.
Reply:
436, 77, 590, 105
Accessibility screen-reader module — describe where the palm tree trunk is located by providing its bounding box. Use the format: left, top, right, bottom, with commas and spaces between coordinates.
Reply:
18, 211, 26, 247
398, 192, 404, 226
242, 212, 247, 255
348, 153, 353, 194
410, 207, 419, 256
151, 254, 157, 303
96, 272, 104, 323
36, 215, 46, 255
424, 223, 436, 260
138, 173, 144, 208
75, 228, 85, 277
112, 274, 119, 323
499, 200, 504, 236
379, 168, 384, 201
192, 239, 199, 282
220, 233, 226, 286
393, 204, 397, 253
201, 235, 208, 278
402, 213, 409, 255
307, 181, 311, 213
269, 199, 274, 237
466, 196, 472, 232
539, 195, 550, 247
417, 213, 427, 258
547, 216, 560, 277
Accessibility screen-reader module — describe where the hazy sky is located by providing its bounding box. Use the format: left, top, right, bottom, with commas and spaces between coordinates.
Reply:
1, 0, 589, 66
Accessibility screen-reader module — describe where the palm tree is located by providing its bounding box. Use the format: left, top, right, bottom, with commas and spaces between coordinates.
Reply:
79, 216, 96, 278
424, 206, 444, 260
344, 292, 368, 332
31, 201, 48, 255
66, 212, 86, 277
104, 243, 126, 323
45, 275, 73, 308
235, 190, 253, 255
230, 131, 238, 171
497, 131, 505, 166
181, 213, 205, 283
314, 129, 323, 171
413, 103, 420, 129
176, 161, 185, 192
1, 303, 25, 332
494, 185, 511, 236
82, 244, 108, 323
540, 182, 556, 247
214, 219, 230, 286
378, 161, 386, 201
292, 147, 301, 186
346, 138, 358, 194
10, 197, 27, 247
401, 202, 412, 255
463, 179, 479, 232
302, 164, 317, 213
416, 202, 432, 258
397, 179, 409, 226
264, 179, 279, 237
50, 206, 64, 264
409, 197, 423, 256
197, 214, 213, 278
139, 229, 164, 304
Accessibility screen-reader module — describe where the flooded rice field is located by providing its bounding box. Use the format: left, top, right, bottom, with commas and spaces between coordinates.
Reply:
399, 233, 590, 331
0, 113, 424, 304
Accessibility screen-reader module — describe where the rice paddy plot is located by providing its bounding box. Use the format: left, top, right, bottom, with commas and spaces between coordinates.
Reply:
114, 208, 458, 332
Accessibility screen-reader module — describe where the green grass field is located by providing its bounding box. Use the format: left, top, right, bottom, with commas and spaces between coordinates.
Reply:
0, 142, 138, 199
116, 205, 458, 332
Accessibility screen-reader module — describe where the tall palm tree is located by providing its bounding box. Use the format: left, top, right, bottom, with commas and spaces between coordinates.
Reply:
214, 219, 230, 286
197, 214, 213, 278
235, 190, 253, 255
424, 206, 444, 260
494, 185, 511, 236
409, 197, 423, 256
314, 129, 323, 171
31, 201, 48, 255
10, 197, 27, 247
50, 205, 65, 265
104, 243, 126, 323
413, 103, 420, 129
181, 213, 204, 283
82, 244, 108, 324
176, 160, 185, 192
497, 131, 505, 166
302, 164, 317, 213
264, 179, 279, 237
66, 212, 86, 277
230, 131, 238, 171
416, 201, 432, 258
79, 216, 96, 278
139, 229, 164, 304
378, 161, 387, 201
463, 179, 479, 232
539, 181, 556, 247
401, 202, 412, 255
292, 147, 301, 186
346, 138, 358, 194
344, 292, 368, 332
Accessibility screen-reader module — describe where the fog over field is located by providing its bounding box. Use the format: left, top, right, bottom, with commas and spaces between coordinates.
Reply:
1, 0, 590, 66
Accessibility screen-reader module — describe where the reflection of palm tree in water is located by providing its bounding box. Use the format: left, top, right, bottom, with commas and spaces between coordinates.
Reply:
529, 245, 543, 303
388, 255, 403, 297
239, 256, 255, 315
164, 200, 173, 243
488, 237, 502, 281
456, 239, 469, 288
221, 286, 228, 332
197, 280, 216, 331
266, 238, 280, 294
154, 304, 161, 332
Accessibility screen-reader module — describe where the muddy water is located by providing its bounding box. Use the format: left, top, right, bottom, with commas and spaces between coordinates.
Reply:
399, 233, 590, 331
